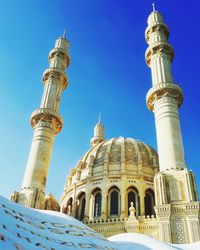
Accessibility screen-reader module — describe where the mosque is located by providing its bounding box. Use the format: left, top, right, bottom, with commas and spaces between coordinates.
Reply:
10, 7, 200, 244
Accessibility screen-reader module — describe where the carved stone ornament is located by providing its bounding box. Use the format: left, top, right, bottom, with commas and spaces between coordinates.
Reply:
146, 82, 183, 111
30, 108, 63, 134
145, 42, 174, 66
42, 68, 68, 90
145, 22, 169, 43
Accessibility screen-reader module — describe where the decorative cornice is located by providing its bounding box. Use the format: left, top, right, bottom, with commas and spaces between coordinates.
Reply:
30, 108, 63, 134
145, 22, 169, 43
48, 48, 70, 67
145, 42, 174, 66
42, 68, 68, 90
146, 83, 183, 111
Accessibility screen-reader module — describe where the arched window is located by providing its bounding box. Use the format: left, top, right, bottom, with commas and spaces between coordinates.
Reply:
110, 191, 119, 216
94, 192, 102, 217
76, 192, 86, 221
145, 189, 155, 216
108, 186, 120, 217
65, 197, 73, 215
127, 187, 140, 217
80, 197, 86, 220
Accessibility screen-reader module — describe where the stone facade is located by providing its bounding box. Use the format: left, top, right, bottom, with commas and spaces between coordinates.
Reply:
60, 137, 159, 238
10, 8, 200, 245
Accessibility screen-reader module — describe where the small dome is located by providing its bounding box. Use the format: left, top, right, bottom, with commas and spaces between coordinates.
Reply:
147, 11, 163, 26
45, 193, 60, 211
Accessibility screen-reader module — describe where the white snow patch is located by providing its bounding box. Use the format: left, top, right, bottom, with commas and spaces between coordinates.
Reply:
108, 233, 200, 250
0, 195, 199, 250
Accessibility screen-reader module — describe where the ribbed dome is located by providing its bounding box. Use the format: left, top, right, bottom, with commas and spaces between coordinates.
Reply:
68, 137, 159, 183
83, 137, 157, 167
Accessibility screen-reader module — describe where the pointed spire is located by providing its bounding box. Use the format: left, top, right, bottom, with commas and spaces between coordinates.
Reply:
63, 29, 67, 39
152, 2, 156, 12
98, 112, 101, 123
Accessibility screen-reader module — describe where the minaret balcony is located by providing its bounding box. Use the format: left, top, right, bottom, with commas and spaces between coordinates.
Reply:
145, 22, 169, 43
146, 83, 183, 111
30, 108, 63, 134
42, 67, 68, 90
145, 42, 174, 66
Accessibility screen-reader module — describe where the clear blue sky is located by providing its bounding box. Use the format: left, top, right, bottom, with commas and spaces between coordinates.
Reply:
0, 0, 200, 200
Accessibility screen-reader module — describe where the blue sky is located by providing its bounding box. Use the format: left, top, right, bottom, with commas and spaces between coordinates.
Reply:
0, 0, 200, 200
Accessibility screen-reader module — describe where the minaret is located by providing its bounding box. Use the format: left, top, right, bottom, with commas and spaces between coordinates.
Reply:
145, 5, 185, 171
11, 32, 70, 209
145, 5, 199, 244
91, 114, 105, 146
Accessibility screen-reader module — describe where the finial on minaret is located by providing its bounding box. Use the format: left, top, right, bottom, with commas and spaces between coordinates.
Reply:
98, 112, 101, 123
152, 2, 156, 12
63, 29, 67, 39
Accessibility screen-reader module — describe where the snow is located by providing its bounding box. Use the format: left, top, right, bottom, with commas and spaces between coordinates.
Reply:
0, 195, 116, 250
0, 195, 199, 250
109, 233, 200, 250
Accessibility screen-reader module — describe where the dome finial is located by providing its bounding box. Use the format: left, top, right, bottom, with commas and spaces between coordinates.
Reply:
63, 29, 67, 39
99, 112, 101, 123
152, 2, 156, 12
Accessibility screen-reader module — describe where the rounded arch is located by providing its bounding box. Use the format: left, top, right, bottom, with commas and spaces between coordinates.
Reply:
145, 188, 155, 216
64, 197, 73, 215
91, 187, 102, 218
76, 192, 86, 221
108, 186, 120, 217
127, 186, 140, 217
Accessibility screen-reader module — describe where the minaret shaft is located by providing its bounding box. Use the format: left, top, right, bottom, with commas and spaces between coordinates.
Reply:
146, 11, 185, 171
154, 97, 185, 170
12, 35, 70, 208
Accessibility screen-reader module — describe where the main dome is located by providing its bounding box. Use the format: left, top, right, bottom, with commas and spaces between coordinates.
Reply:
68, 137, 159, 183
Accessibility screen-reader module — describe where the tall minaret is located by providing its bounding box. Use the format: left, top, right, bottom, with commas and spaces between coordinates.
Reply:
145, 5, 185, 171
91, 114, 105, 146
145, 5, 199, 244
11, 32, 70, 209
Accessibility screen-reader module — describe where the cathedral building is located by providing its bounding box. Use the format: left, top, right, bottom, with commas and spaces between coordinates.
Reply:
11, 7, 200, 244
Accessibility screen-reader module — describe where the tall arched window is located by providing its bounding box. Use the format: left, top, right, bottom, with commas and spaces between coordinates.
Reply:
108, 186, 120, 217
65, 197, 73, 215
94, 192, 102, 217
76, 192, 86, 221
80, 197, 86, 220
145, 189, 155, 216
110, 191, 119, 216
127, 187, 140, 217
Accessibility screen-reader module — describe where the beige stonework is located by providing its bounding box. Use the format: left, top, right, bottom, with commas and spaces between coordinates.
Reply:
60, 136, 159, 237
10, 8, 200, 245
145, 10, 200, 243
11, 33, 70, 210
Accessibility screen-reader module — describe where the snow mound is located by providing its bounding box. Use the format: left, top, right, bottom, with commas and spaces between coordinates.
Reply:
108, 233, 200, 250
0, 195, 116, 250
0, 195, 200, 250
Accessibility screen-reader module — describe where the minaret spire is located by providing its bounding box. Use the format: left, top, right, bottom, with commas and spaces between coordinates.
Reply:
152, 2, 156, 12
99, 112, 101, 123
91, 115, 105, 146
12, 34, 70, 209
63, 29, 67, 39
